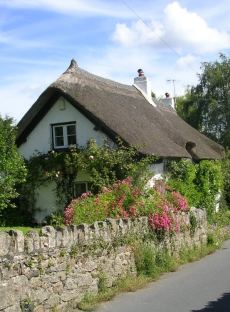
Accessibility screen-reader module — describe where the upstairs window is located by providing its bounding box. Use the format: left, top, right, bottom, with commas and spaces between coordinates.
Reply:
52, 122, 76, 149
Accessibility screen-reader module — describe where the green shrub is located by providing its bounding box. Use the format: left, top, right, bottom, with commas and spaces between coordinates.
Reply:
0, 116, 27, 222
166, 159, 199, 207
207, 233, 216, 246
221, 150, 230, 208
134, 242, 175, 278
167, 159, 223, 217
45, 213, 64, 227
98, 272, 108, 293
134, 242, 157, 277
209, 209, 230, 227
189, 211, 197, 235
196, 160, 223, 216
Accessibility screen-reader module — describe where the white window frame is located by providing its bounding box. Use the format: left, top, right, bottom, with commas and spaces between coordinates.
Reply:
52, 122, 77, 149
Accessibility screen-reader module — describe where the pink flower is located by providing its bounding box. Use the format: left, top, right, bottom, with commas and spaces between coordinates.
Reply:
129, 205, 137, 217
121, 210, 129, 218
102, 186, 111, 193
94, 197, 100, 205
80, 191, 92, 199
171, 191, 188, 212
149, 212, 172, 231
64, 204, 74, 225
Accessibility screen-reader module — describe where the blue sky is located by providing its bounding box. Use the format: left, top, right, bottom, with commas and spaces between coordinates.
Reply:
0, 0, 230, 122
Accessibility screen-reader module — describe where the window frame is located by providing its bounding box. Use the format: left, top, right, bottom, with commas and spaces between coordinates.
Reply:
51, 121, 77, 149
73, 181, 90, 198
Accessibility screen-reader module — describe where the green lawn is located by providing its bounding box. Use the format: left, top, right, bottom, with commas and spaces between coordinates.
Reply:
0, 227, 40, 234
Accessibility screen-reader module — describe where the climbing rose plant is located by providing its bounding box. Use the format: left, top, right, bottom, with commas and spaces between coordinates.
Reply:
19, 140, 155, 215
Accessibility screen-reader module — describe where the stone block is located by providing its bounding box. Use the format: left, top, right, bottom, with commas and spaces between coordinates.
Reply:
70, 225, 78, 243
65, 277, 79, 290
56, 229, 63, 248
61, 290, 82, 302
33, 305, 45, 312
31, 287, 49, 305
0, 232, 11, 256
25, 236, 34, 254
26, 231, 40, 252
106, 218, 117, 235
0, 282, 14, 310
52, 281, 64, 294
77, 224, 89, 244
89, 222, 100, 239
61, 227, 70, 248
41, 226, 56, 250
8, 230, 25, 254
44, 294, 60, 309
4, 304, 21, 312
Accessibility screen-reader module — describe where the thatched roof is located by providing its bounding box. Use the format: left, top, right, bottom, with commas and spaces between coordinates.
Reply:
17, 59, 224, 160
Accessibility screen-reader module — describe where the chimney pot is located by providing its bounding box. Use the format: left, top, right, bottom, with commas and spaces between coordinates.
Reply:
133, 69, 155, 106
137, 68, 145, 77
161, 93, 175, 109
165, 92, 170, 98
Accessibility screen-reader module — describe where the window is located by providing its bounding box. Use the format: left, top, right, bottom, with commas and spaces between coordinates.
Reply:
73, 182, 91, 197
52, 122, 76, 149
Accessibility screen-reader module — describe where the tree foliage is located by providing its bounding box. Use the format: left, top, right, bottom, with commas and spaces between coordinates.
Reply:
0, 116, 27, 215
177, 53, 230, 147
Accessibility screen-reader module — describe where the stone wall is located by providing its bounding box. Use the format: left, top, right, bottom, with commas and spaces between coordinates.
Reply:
0, 208, 207, 312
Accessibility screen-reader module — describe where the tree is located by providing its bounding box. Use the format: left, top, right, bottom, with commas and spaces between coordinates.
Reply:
177, 54, 230, 147
0, 116, 27, 216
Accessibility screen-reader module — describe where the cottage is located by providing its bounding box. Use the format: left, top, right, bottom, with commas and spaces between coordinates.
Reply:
16, 59, 224, 222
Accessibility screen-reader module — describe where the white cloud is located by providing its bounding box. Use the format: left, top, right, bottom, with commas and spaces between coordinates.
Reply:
80, 45, 198, 99
112, 20, 164, 47
0, 68, 61, 121
0, 0, 133, 18
176, 54, 199, 68
113, 1, 230, 53
0, 45, 199, 122
164, 2, 230, 53
0, 29, 50, 49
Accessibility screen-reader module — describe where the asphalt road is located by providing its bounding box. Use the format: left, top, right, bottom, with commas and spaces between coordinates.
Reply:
98, 240, 230, 312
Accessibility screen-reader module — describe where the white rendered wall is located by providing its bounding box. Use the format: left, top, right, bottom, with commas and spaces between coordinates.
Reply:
33, 171, 92, 223
19, 97, 108, 159
147, 162, 164, 187
34, 181, 61, 224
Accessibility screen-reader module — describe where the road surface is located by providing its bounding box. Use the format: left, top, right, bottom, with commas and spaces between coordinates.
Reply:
98, 240, 230, 312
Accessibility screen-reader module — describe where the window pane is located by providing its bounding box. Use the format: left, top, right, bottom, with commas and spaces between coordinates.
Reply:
68, 135, 76, 145
74, 183, 87, 197
67, 125, 76, 135
55, 136, 64, 146
54, 126, 63, 136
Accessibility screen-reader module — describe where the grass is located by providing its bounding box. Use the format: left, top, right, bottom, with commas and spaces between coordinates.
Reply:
77, 275, 150, 311
77, 232, 228, 312
0, 226, 40, 234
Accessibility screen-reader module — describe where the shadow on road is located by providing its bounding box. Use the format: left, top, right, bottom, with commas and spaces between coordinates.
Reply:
192, 293, 230, 312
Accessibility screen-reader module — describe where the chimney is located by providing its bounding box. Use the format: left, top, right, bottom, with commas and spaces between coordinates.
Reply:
161, 92, 175, 109
133, 69, 156, 106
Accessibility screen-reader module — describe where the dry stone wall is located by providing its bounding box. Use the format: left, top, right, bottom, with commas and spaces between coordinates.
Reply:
0, 208, 207, 312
